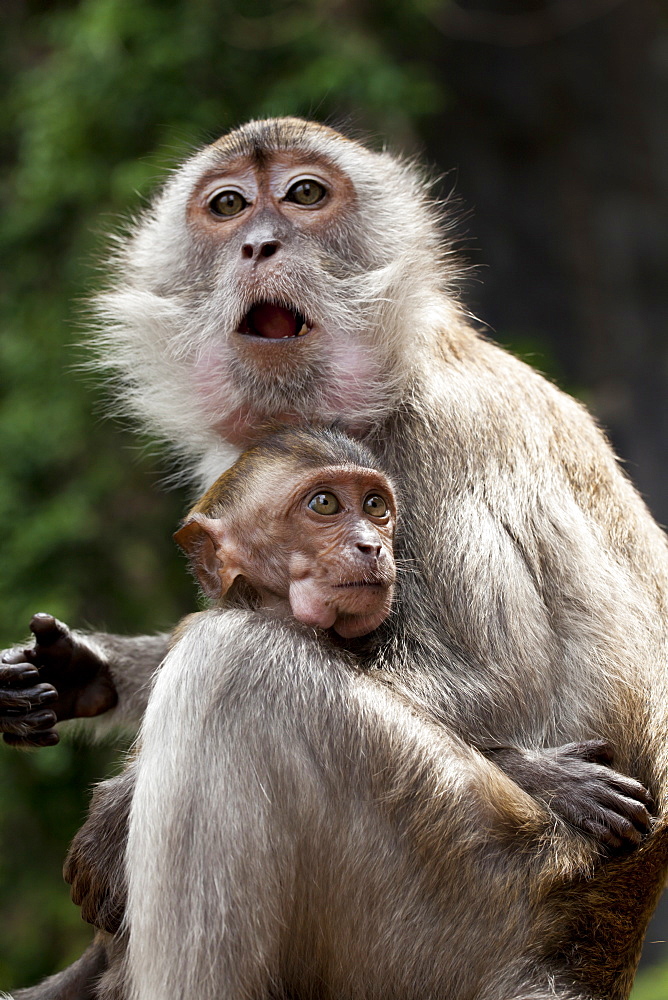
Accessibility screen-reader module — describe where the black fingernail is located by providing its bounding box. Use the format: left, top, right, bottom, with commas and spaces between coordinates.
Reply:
38, 689, 57, 704
20, 669, 39, 683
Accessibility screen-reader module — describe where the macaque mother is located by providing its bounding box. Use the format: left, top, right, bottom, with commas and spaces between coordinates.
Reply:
3, 118, 668, 1000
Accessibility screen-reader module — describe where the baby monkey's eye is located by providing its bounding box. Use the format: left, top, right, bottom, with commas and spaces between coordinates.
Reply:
363, 494, 388, 518
209, 191, 247, 217
308, 492, 340, 515
285, 179, 326, 206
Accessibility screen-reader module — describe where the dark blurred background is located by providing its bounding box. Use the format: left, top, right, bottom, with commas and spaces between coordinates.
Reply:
1, 1, 667, 995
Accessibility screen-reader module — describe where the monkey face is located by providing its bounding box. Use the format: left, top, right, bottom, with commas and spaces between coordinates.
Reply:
179, 140, 392, 443
283, 463, 397, 638
175, 449, 397, 640
96, 118, 446, 463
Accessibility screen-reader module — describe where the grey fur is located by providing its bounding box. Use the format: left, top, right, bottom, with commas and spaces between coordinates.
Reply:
127, 609, 590, 1000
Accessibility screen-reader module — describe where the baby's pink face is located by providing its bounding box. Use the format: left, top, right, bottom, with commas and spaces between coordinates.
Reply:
176, 458, 397, 640
280, 465, 396, 638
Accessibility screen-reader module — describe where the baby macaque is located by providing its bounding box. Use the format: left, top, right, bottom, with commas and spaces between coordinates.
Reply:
174, 425, 396, 639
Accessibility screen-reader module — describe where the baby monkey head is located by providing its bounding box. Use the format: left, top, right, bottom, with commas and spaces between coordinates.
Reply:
175, 426, 397, 638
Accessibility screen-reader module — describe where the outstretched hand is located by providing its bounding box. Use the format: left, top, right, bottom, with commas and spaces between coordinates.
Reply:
1, 613, 118, 748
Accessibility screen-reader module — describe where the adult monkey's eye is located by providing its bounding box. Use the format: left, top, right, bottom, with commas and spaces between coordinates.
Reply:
308, 492, 340, 515
285, 179, 326, 206
209, 191, 247, 217
363, 495, 388, 517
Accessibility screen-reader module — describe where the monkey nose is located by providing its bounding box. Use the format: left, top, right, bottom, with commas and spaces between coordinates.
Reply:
241, 239, 281, 261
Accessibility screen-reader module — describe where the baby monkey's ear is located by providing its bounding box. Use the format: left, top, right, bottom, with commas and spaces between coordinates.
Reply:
174, 515, 243, 600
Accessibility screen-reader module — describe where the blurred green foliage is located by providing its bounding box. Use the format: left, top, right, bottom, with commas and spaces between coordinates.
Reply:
0, 0, 665, 994
632, 962, 668, 1000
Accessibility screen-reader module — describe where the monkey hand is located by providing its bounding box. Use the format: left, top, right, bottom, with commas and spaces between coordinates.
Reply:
489, 740, 653, 852
1, 613, 118, 748
64, 773, 130, 933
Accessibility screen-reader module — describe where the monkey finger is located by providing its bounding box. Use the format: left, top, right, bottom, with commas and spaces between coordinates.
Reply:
597, 772, 653, 809
30, 612, 70, 647
581, 817, 626, 851
594, 808, 645, 846
2, 707, 57, 735
592, 792, 652, 834
0, 683, 58, 714
582, 767, 654, 813
0, 662, 39, 687
0, 703, 54, 734
3, 728, 60, 748
0, 648, 36, 668
563, 740, 615, 767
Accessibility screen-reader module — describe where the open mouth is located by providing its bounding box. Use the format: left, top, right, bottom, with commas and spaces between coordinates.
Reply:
238, 302, 311, 340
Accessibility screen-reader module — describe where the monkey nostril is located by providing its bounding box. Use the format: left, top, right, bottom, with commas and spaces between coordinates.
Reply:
357, 543, 381, 558
241, 241, 280, 261
260, 241, 279, 258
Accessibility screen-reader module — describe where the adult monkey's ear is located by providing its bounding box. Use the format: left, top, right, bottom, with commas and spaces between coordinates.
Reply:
174, 515, 242, 600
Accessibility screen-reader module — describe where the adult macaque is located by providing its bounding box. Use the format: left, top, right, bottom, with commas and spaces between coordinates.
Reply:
3, 118, 668, 999
57, 427, 650, 1000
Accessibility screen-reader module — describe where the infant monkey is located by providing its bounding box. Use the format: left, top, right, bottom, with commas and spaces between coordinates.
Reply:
175, 425, 396, 640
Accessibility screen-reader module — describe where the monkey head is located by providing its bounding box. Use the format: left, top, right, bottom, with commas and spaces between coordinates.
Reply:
174, 428, 397, 639
94, 118, 454, 479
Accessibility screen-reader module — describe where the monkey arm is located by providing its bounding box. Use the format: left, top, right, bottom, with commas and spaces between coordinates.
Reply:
487, 740, 653, 851
64, 768, 133, 934
1, 614, 168, 747
11, 935, 110, 1000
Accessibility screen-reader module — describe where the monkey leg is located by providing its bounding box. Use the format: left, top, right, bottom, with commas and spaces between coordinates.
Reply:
64, 770, 131, 934
125, 608, 581, 1000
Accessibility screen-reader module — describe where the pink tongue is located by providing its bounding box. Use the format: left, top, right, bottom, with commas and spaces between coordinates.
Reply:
249, 304, 298, 339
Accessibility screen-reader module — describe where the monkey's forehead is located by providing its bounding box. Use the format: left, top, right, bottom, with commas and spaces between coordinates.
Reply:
167, 117, 402, 196
209, 118, 363, 168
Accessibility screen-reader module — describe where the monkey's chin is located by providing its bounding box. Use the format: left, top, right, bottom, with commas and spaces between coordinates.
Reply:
331, 609, 390, 639
288, 578, 392, 638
